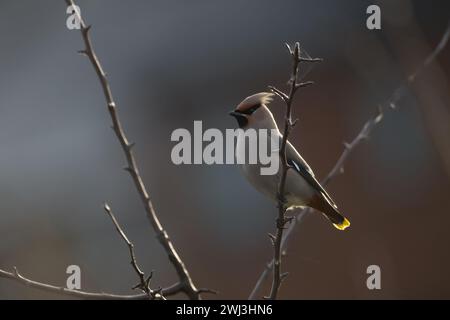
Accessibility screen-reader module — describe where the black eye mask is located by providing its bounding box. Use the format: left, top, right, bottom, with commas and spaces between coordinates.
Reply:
235, 114, 248, 127
230, 104, 261, 127
240, 104, 261, 115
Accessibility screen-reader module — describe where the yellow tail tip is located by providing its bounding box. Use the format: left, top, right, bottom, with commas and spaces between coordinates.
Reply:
333, 217, 350, 231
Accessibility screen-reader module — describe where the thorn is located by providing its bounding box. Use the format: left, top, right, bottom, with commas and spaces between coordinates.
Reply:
295, 81, 315, 89
132, 283, 141, 290
124, 167, 133, 173
268, 86, 288, 101
128, 142, 135, 150
77, 50, 88, 57
343, 141, 351, 150
145, 271, 154, 285
198, 288, 219, 295
285, 116, 294, 128
280, 272, 289, 281
375, 105, 384, 123
285, 43, 293, 55
268, 233, 276, 245
289, 118, 299, 127
293, 42, 300, 59
299, 57, 323, 63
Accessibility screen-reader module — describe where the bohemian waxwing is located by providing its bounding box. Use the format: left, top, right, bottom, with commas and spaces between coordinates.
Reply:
229, 92, 350, 230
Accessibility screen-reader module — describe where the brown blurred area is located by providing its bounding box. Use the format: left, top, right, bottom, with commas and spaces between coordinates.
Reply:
0, 0, 449, 299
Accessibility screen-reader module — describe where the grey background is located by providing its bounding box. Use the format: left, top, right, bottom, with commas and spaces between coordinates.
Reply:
0, 0, 449, 299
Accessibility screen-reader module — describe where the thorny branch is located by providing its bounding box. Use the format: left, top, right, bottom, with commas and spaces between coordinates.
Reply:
0, 202, 189, 300
0, 200, 185, 300
63, 0, 206, 299
0, 267, 184, 300
249, 20, 450, 300
103, 203, 162, 300
267, 43, 322, 300
0, 1, 213, 300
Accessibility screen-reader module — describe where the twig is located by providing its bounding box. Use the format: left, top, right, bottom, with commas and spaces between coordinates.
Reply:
267, 42, 321, 300
249, 21, 450, 300
103, 203, 162, 300
0, 267, 182, 300
64, 0, 203, 299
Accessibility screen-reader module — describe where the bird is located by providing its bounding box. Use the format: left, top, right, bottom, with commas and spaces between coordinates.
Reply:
229, 92, 350, 230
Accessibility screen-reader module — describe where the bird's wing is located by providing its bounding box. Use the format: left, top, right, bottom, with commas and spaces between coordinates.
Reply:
285, 140, 338, 209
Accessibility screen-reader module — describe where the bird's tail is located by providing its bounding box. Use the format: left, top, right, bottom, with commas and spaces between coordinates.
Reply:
324, 207, 350, 231
310, 193, 350, 231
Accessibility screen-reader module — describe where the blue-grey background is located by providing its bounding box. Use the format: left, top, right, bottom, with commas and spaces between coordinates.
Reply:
0, 0, 449, 299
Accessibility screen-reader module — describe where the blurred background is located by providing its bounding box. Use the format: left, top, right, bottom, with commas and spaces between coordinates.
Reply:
0, 0, 449, 299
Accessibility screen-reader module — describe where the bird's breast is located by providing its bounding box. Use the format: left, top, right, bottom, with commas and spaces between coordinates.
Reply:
235, 131, 315, 207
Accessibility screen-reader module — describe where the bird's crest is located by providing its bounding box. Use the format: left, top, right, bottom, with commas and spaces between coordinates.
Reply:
236, 92, 274, 112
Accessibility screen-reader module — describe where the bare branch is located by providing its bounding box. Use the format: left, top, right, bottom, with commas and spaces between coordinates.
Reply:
267, 42, 321, 300
249, 21, 450, 300
0, 267, 183, 300
321, 107, 383, 186
64, 0, 202, 299
103, 203, 161, 299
